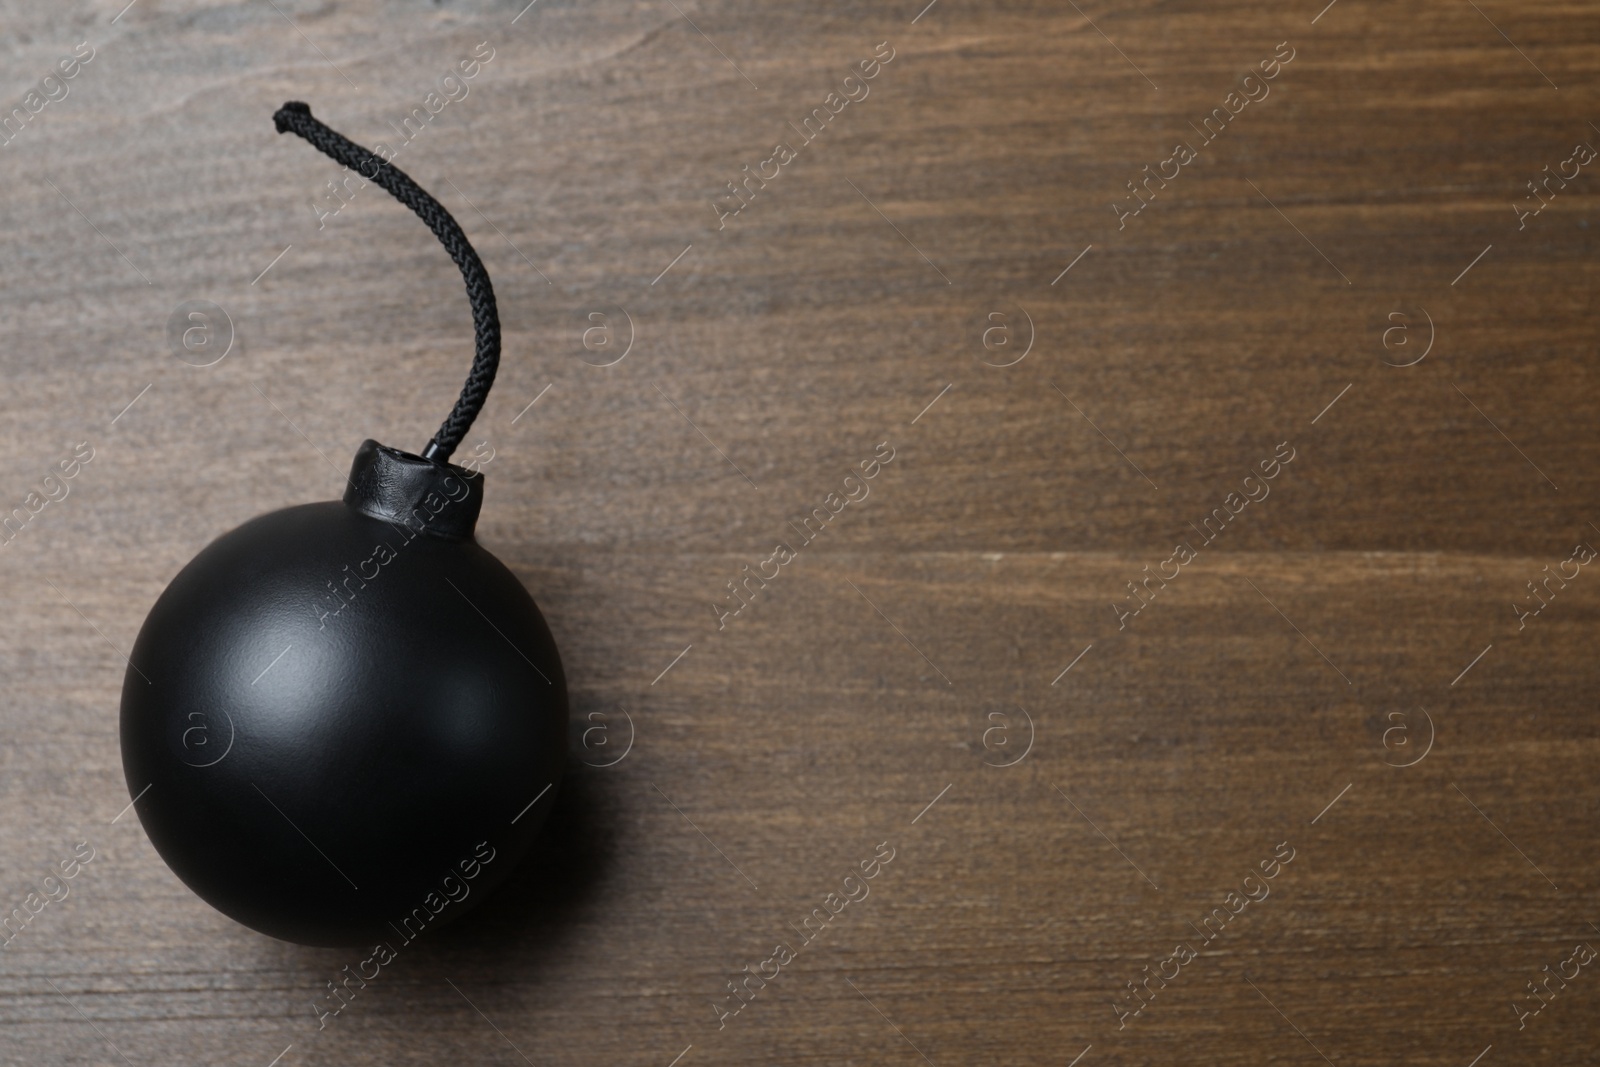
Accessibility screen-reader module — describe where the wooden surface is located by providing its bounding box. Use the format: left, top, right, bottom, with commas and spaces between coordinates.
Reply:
2, 1, 1598, 1064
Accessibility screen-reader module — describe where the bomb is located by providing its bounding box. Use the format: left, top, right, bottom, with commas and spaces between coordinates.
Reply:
118, 103, 567, 946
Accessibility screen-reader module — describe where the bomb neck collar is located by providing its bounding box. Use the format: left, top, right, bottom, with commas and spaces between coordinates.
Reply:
342, 439, 483, 541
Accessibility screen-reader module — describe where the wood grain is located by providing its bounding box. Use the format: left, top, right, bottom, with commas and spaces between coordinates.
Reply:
1, 0, 1597, 1064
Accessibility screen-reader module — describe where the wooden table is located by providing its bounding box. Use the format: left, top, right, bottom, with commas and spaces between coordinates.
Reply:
1, 1, 1596, 1063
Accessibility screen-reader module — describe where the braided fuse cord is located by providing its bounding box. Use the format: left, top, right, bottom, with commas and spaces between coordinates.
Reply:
273, 101, 499, 463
